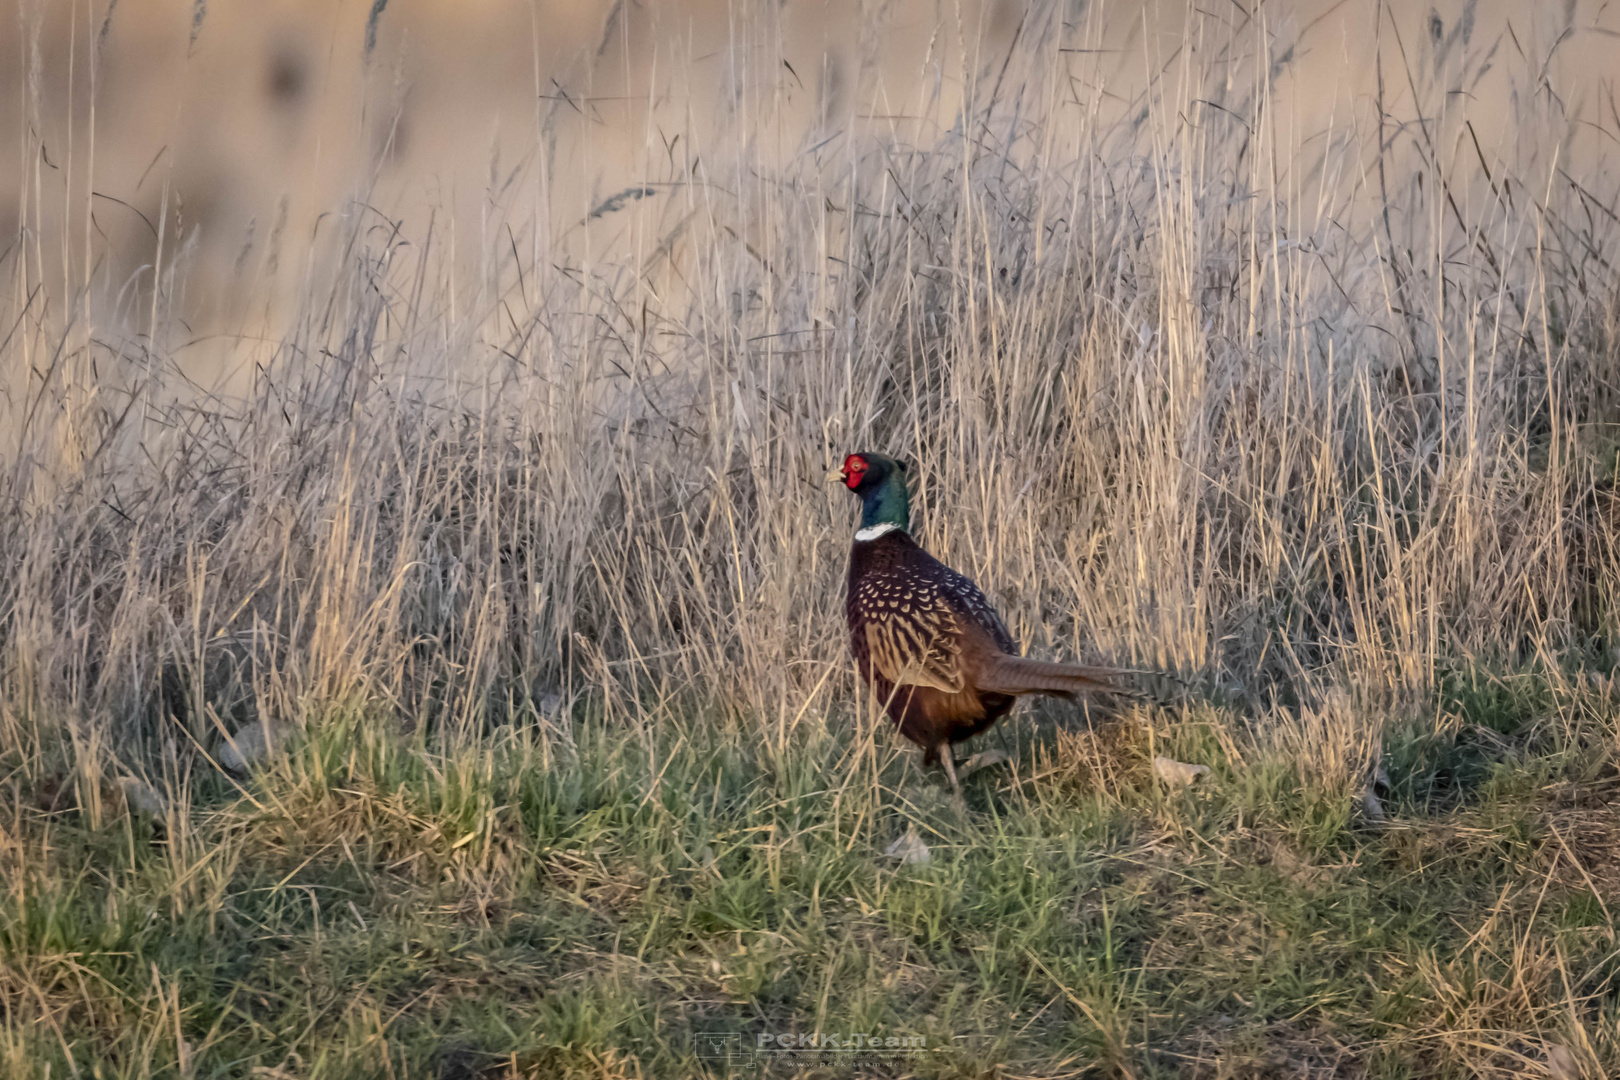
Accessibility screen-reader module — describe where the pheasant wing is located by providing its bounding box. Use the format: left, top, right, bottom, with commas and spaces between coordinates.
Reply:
931, 559, 1126, 699
933, 562, 1018, 654
862, 597, 966, 693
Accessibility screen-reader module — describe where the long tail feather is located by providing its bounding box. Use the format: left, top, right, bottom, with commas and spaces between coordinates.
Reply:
975, 655, 1127, 698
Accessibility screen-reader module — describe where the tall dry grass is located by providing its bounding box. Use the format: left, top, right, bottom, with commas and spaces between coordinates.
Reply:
3, 0, 1619, 799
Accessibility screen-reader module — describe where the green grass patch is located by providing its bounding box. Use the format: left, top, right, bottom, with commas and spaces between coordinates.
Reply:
2, 690, 1617, 1078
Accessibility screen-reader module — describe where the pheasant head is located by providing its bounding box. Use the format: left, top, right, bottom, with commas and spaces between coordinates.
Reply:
839, 452, 911, 537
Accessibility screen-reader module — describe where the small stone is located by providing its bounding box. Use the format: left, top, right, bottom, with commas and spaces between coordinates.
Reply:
1152, 756, 1210, 788
884, 824, 931, 866
217, 721, 278, 773
116, 777, 169, 817
1546, 1043, 1580, 1080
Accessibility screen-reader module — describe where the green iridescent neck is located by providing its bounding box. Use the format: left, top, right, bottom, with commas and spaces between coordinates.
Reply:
860, 471, 910, 531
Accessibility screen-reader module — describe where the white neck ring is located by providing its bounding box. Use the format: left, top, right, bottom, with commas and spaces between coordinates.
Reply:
854, 522, 902, 542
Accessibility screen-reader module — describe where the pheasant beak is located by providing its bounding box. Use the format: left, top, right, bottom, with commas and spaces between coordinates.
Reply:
825, 466, 846, 485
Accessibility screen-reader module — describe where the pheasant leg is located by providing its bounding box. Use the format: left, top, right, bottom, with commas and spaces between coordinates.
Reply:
937, 744, 965, 808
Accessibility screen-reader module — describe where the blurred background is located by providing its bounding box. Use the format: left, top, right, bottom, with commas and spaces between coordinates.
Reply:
8, 0, 1619, 352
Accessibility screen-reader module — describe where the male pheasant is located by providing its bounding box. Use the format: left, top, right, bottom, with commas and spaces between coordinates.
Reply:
837, 451, 1125, 801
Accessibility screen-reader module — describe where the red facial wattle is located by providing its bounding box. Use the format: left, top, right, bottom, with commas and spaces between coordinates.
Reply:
841, 454, 868, 490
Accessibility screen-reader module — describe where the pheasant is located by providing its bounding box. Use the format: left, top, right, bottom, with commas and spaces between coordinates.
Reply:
836, 451, 1125, 801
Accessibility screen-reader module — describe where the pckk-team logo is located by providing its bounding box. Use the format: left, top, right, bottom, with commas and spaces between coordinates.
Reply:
695, 1029, 930, 1067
